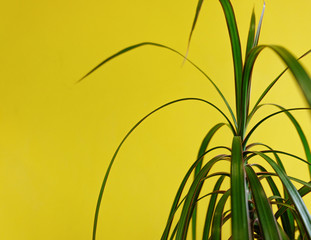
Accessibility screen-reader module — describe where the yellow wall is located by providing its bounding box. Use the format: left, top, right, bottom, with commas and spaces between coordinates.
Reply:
1, 0, 311, 239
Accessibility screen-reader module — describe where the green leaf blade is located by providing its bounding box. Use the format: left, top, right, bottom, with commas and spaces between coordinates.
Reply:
254, 151, 311, 238
231, 136, 251, 239
245, 10, 255, 59
202, 175, 226, 240
192, 123, 226, 240
176, 155, 226, 240
210, 190, 231, 240
245, 165, 282, 239
219, 0, 243, 126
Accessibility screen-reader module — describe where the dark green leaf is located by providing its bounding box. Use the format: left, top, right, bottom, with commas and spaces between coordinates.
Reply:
202, 175, 226, 239
244, 107, 310, 147
231, 136, 251, 239
89, 97, 232, 240
266, 104, 311, 178
78, 41, 238, 129
245, 10, 255, 59
210, 190, 231, 240
247, 49, 311, 125
176, 155, 227, 239
161, 147, 230, 239
186, 0, 204, 60
192, 123, 226, 239
245, 165, 281, 239
252, 151, 311, 238
219, 0, 243, 128
241, 44, 311, 138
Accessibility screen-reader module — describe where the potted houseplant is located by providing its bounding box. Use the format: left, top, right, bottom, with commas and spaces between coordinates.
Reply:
80, 0, 311, 239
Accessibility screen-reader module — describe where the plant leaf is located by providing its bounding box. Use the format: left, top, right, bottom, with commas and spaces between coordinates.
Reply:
245, 165, 282, 239
176, 155, 227, 239
275, 181, 311, 220
244, 107, 310, 147
245, 143, 296, 238
231, 136, 251, 239
266, 104, 311, 178
247, 49, 311, 124
252, 151, 311, 238
88, 97, 232, 240
245, 9, 255, 59
210, 190, 231, 240
161, 147, 230, 239
185, 0, 204, 62
192, 123, 226, 239
241, 44, 311, 138
202, 175, 226, 239
219, 0, 243, 129
78, 41, 238, 129
253, 1, 265, 47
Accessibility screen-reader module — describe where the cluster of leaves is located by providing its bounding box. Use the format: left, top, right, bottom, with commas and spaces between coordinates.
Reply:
80, 0, 311, 239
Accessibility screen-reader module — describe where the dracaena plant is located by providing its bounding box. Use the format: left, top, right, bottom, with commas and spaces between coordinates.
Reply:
80, 0, 311, 239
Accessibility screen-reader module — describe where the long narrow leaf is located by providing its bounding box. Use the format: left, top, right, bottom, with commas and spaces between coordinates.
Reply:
245, 10, 255, 59
253, 143, 295, 239
251, 160, 293, 238
246, 149, 311, 166
161, 147, 230, 239
252, 151, 311, 238
247, 50, 311, 124
202, 175, 226, 239
245, 143, 307, 167
241, 44, 311, 138
89, 97, 232, 240
275, 181, 311, 220
267, 104, 311, 177
245, 165, 281, 239
244, 107, 310, 146
78, 41, 238, 128
210, 190, 231, 240
253, 1, 265, 47
192, 123, 226, 239
176, 155, 227, 239
277, 222, 290, 240
219, 0, 243, 127
185, 0, 204, 62
269, 45, 311, 106
231, 136, 251, 239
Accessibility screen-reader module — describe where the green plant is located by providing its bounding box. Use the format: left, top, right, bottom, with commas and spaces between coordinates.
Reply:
80, 0, 311, 239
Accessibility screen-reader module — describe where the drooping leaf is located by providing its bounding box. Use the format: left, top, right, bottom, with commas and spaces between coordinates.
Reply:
202, 175, 226, 239
252, 151, 311, 238
192, 123, 226, 239
267, 104, 311, 178
161, 147, 230, 239
88, 97, 233, 240
241, 44, 311, 138
275, 181, 311, 220
78, 41, 238, 128
176, 155, 228, 239
185, 0, 204, 63
210, 190, 231, 240
251, 162, 294, 237
244, 107, 310, 147
245, 165, 282, 239
247, 49, 311, 124
246, 149, 311, 166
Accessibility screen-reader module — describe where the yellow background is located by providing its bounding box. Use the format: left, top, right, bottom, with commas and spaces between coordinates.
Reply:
1, 0, 311, 239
